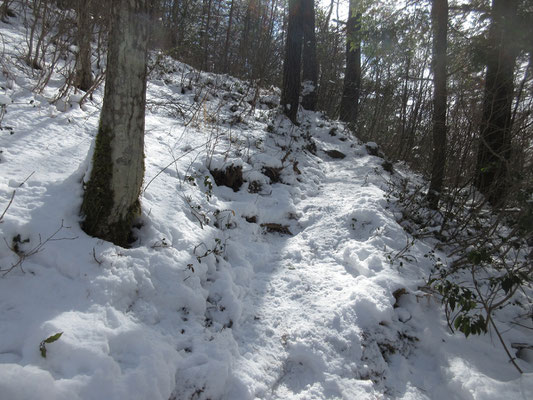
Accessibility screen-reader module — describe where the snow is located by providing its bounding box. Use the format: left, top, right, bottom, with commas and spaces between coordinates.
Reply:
1, 6, 532, 400
0, 94, 11, 105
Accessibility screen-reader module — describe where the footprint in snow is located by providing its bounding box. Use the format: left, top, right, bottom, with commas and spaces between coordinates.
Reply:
272, 343, 328, 396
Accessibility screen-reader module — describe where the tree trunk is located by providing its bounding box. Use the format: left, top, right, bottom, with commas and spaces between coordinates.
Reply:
474, 0, 518, 205
281, 0, 303, 124
427, 0, 448, 209
177, 0, 189, 49
201, 0, 213, 71
301, 0, 318, 110
339, 0, 361, 127
169, 0, 181, 49
396, 56, 411, 159
222, 0, 235, 74
238, 0, 253, 76
81, 0, 150, 247
76, 0, 93, 92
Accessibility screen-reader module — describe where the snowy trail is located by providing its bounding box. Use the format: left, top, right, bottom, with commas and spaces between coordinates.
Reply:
226, 135, 533, 400
229, 149, 403, 399
1, 16, 531, 397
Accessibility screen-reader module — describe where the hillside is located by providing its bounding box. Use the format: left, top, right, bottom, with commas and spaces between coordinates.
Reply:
0, 9, 532, 400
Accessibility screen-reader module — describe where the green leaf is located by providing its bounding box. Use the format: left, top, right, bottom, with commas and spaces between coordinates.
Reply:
39, 341, 47, 358
44, 332, 63, 343
501, 273, 521, 294
39, 332, 63, 358
467, 249, 491, 265
454, 315, 462, 330
462, 324, 471, 338
449, 297, 456, 312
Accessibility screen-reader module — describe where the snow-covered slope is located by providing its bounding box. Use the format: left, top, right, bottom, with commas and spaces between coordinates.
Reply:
0, 9, 532, 400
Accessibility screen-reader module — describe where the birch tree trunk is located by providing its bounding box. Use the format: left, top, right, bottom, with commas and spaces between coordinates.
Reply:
81, 0, 150, 247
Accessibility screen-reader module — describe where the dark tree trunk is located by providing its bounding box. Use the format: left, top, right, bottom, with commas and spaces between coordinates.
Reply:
396, 56, 411, 159
239, 0, 253, 76
339, 0, 361, 127
222, 0, 235, 74
169, 0, 181, 49
201, 0, 213, 71
81, 0, 150, 247
427, 0, 448, 209
177, 0, 189, 48
281, 0, 303, 123
403, 64, 429, 162
76, 0, 93, 92
474, 0, 518, 205
301, 0, 318, 110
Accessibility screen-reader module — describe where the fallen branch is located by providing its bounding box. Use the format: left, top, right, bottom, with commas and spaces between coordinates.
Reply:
0, 190, 15, 222
0, 171, 36, 223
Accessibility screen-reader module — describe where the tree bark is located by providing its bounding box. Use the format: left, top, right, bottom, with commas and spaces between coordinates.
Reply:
238, 0, 253, 76
221, 0, 235, 74
339, 0, 361, 127
301, 0, 318, 110
281, 0, 303, 124
474, 0, 518, 205
168, 0, 181, 49
427, 0, 448, 209
396, 56, 411, 159
201, 0, 213, 71
76, 0, 93, 92
81, 0, 150, 247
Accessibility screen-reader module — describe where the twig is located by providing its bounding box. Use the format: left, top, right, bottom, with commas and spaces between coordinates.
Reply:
79, 72, 106, 105
510, 321, 533, 330
0, 190, 15, 222
1, 220, 76, 276
92, 247, 102, 265
0, 171, 35, 223
18, 171, 35, 187
143, 138, 212, 193
489, 317, 524, 374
